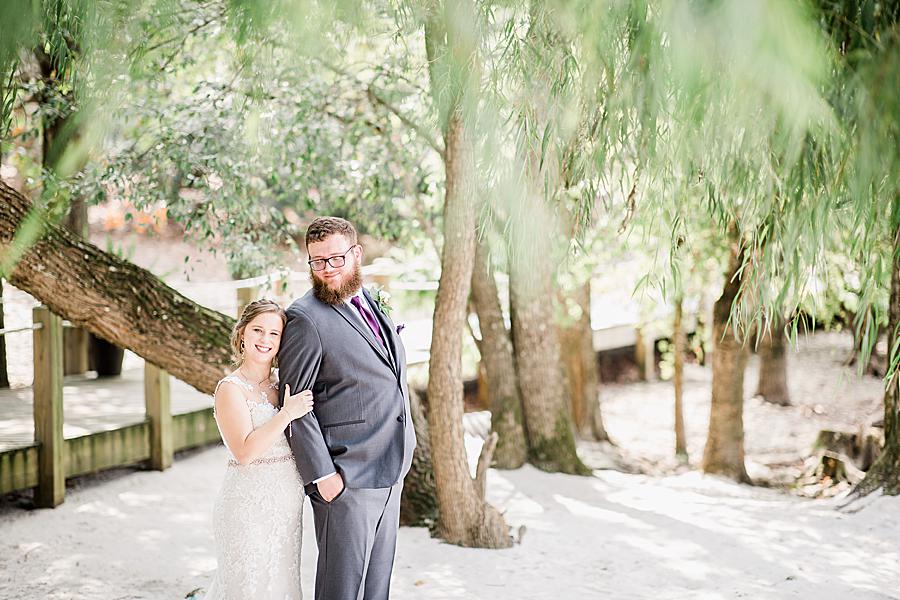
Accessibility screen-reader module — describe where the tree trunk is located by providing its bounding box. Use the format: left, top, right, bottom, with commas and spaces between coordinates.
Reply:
423, 11, 511, 548
0, 279, 8, 388
856, 200, 900, 496
1, 180, 441, 514
701, 246, 751, 483
673, 294, 688, 461
399, 389, 438, 527
755, 317, 790, 406
1, 180, 232, 392
508, 194, 590, 475
558, 279, 609, 442
471, 235, 527, 468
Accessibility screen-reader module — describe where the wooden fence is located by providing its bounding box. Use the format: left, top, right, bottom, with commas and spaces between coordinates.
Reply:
0, 306, 220, 507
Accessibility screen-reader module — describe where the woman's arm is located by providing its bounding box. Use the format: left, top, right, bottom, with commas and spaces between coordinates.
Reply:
214, 382, 295, 465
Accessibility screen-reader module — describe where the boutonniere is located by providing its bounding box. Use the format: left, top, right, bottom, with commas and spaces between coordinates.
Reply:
369, 285, 393, 316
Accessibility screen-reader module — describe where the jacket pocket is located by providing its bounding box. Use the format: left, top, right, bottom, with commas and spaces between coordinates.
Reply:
317, 382, 364, 428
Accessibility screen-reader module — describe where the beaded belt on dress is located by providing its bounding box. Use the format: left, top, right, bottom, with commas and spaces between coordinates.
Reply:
228, 454, 294, 467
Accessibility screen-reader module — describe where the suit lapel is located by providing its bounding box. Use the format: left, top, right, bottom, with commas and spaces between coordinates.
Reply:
330, 301, 395, 371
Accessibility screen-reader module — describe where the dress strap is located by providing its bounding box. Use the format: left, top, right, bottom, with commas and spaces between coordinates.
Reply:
214, 374, 251, 396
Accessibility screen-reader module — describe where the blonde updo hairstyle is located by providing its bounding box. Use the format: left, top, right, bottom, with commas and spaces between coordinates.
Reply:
230, 299, 287, 367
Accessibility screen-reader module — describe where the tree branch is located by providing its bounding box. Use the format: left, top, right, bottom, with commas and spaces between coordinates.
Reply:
314, 57, 444, 157
475, 431, 499, 500
366, 85, 444, 157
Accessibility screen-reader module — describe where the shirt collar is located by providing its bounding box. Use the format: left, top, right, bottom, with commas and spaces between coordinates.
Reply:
344, 287, 365, 308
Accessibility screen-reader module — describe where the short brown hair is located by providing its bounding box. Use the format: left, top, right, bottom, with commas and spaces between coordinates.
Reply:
305, 216, 358, 247
230, 299, 286, 366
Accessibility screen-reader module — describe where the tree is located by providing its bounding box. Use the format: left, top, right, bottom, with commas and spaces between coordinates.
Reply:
558, 276, 609, 442
672, 291, 688, 461
754, 318, 790, 406
470, 233, 527, 469
499, 4, 591, 475
814, 0, 900, 496
421, 2, 511, 548
701, 239, 751, 482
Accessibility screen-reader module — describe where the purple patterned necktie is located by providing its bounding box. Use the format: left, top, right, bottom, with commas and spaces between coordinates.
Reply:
350, 295, 385, 347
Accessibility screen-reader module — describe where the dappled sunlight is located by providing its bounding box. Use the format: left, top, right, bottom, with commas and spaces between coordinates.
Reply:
74, 500, 128, 520
612, 534, 716, 582
117, 491, 164, 507
553, 493, 653, 531
135, 528, 168, 545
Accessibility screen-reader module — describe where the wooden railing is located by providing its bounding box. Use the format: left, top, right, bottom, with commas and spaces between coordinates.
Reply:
0, 306, 220, 507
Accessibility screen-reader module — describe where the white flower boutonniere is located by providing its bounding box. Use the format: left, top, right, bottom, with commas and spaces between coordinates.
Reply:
370, 285, 393, 316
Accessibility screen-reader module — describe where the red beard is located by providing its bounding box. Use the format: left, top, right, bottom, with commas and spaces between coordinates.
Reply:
310, 263, 363, 305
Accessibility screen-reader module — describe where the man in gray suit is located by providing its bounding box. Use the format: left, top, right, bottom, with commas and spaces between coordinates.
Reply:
278, 216, 416, 600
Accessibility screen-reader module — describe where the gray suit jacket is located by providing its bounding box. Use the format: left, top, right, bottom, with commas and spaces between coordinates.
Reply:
278, 287, 416, 489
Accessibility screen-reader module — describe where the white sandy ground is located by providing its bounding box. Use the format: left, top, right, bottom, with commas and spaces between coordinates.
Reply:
2, 267, 899, 598
1, 430, 899, 600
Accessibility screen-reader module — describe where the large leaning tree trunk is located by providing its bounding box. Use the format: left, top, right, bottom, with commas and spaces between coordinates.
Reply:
423, 8, 511, 548
558, 278, 610, 442
856, 200, 900, 496
1, 181, 233, 391
755, 316, 790, 406
471, 235, 527, 468
673, 293, 688, 461
701, 244, 751, 483
0, 180, 439, 523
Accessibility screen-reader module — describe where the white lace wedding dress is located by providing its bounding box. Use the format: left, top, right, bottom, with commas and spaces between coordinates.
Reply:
204, 374, 305, 600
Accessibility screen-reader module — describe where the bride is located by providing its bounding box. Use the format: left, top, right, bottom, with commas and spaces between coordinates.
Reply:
203, 298, 313, 599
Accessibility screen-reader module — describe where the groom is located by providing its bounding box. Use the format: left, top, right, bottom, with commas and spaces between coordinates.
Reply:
279, 216, 416, 600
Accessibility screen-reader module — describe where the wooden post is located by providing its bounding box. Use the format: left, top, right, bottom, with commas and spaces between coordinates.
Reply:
236, 285, 258, 318
634, 327, 656, 382
33, 307, 64, 507
63, 327, 90, 375
144, 361, 173, 470
63, 200, 90, 376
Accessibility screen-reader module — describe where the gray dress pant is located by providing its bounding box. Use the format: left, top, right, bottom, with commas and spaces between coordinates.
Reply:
308, 482, 402, 600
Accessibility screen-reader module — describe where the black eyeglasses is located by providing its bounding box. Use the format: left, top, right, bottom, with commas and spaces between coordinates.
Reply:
308, 245, 358, 271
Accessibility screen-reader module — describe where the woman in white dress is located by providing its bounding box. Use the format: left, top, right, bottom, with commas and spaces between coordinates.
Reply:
204, 299, 313, 600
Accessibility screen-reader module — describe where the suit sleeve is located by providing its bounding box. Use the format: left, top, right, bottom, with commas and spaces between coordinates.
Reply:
278, 306, 335, 484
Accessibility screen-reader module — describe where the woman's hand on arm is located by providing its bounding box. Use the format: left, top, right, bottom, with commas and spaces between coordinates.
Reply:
282, 384, 314, 420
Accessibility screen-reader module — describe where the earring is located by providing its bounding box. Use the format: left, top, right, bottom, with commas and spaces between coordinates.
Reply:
240, 339, 245, 354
